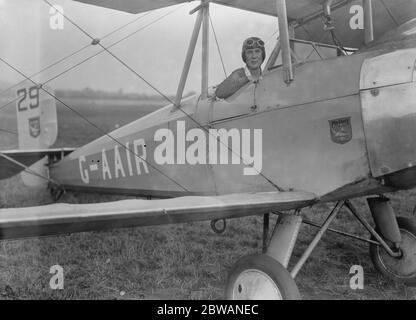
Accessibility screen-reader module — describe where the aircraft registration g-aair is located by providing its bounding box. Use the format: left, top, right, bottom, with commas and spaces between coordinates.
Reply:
1, 0, 416, 299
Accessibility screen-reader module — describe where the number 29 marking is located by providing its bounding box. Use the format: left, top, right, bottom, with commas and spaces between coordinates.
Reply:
17, 86, 39, 112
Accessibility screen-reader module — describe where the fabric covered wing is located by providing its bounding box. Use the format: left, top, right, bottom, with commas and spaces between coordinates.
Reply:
0, 148, 75, 180
73, 0, 416, 49
290, 0, 416, 49
0, 191, 316, 240
72, 0, 330, 16
73, 0, 189, 14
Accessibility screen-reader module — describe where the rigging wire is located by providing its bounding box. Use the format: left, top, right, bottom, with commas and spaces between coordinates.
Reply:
98, 11, 153, 40
14, 1, 284, 192
379, 0, 399, 27
266, 30, 279, 43
44, 6, 184, 87
0, 5, 182, 117
0, 11, 154, 108
0, 5, 184, 136
208, 14, 227, 78
0, 56, 191, 193
0, 44, 89, 101
41, 1, 285, 192
0, 9, 178, 149
330, 30, 348, 56
304, 30, 330, 61
0, 128, 17, 135
0, 152, 59, 186
42, 0, 175, 105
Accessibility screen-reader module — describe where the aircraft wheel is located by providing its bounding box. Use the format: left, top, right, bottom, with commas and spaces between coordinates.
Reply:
225, 254, 301, 300
370, 217, 416, 286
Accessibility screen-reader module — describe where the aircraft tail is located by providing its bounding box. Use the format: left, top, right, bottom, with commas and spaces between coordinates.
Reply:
15, 81, 58, 187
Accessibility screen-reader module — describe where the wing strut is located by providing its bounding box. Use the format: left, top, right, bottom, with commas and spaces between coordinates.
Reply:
364, 0, 374, 44
174, 1, 211, 108
264, 38, 281, 71
201, 0, 210, 99
276, 0, 293, 85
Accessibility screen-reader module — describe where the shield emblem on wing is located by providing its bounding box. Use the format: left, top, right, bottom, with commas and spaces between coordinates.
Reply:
329, 117, 352, 145
28, 116, 41, 138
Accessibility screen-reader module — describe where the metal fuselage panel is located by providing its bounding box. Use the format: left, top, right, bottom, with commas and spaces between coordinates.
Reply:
50, 96, 218, 197
360, 48, 416, 179
50, 29, 416, 199
207, 53, 373, 196
51, 51, 378, 198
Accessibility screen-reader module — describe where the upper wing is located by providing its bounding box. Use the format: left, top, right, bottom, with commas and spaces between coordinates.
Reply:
286, 0, 416, 49
0, 148, 75, 180
73, 0, 416, 49
73, 0, 188, 14
0, 191, 316, 240
73, 0, 333, 16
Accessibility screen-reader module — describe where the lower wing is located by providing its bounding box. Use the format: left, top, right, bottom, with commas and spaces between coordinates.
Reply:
0, 191, 316, 240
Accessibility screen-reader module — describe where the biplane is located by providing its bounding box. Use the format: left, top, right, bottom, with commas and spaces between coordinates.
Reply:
1, 0, 416, 300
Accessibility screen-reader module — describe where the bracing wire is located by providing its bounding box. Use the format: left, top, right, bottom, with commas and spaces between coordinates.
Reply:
266, 30, 279, 43
208, 14, 227, 78
0, 7, 182, 162
42, 0, 175, 105
2, 1, 284, 192
0, 5, 182, 132
0, 128, 17, 135
44, 6, 184, 87
41, 0, 285, 192
0, 152, 59, 186
0, 56, 191, 193
0, 11, 154, 108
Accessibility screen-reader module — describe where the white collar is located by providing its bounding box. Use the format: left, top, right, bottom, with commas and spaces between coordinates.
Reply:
244, 66, 263, 82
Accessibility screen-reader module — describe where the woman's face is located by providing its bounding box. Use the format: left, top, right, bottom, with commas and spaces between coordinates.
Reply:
245, 48, 263, 71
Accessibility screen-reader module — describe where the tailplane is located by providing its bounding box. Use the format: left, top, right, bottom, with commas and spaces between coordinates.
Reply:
15, 81, 58, 187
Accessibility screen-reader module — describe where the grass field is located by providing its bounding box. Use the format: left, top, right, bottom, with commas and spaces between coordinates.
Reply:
1, 97, 416, 300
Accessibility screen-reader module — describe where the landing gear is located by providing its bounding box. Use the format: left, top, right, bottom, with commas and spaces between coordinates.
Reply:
49, 184, 65, 201
225, 201, 345, 300
225, 198, 416, 300
225, 254, 300, 300
370, 217, 416, 286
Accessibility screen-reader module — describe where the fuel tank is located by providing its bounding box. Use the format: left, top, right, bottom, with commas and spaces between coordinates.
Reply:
360, 48, 416, 189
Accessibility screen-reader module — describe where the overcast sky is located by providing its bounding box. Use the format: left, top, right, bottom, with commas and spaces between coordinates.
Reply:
0, 0, 278, 96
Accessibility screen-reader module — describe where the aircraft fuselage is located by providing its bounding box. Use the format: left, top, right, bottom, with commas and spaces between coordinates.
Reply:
50, 21, 416, 201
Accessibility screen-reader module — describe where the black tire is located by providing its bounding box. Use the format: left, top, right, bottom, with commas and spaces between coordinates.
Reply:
370, 217, 416, 286
225, 254, 301, 300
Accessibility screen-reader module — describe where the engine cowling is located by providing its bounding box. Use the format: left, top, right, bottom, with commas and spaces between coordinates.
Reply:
360, 48, 416, 187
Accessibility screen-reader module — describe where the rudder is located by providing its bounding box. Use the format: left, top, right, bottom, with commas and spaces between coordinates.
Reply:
15, 81, 58, 187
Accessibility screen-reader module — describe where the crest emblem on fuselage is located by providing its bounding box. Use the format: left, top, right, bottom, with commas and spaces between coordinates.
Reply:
329, 117, 352, 145
28, 116, 41, 138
